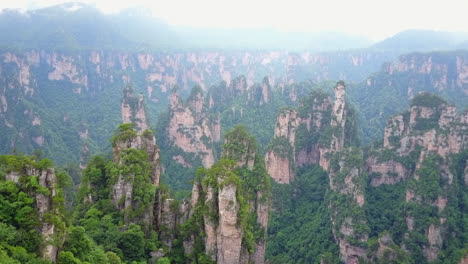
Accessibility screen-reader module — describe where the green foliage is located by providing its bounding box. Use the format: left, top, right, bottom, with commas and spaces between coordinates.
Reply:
267, 166, 340, 263
178, 127, 270, 262
222, 125, 258, 162
62, 226, 94, 260
0, 154, 68, 263
410, 93, 447, 108
117, 224, 146, 262
365, 183, 407, 244
111, 123, 138, 147
267, 136, 294, 160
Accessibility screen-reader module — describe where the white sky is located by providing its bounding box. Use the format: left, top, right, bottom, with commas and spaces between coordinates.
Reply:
2, 0, 468, 41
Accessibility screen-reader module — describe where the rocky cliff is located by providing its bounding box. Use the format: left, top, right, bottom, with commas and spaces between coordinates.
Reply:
265, 82, 357, 183
108, 88, 161, 229
365, 92, 468, 262
167, 86, 220, 168
354, 51, 468, 144
183, 126, 271, 264
1, 156, 66, 263
0, 48, 395, 164
328, 148, 369, 264
265, 81, 367, 262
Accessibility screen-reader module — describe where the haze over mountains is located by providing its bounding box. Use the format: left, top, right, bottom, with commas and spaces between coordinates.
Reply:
0, 2, 467, 264
1, 3, 468, 51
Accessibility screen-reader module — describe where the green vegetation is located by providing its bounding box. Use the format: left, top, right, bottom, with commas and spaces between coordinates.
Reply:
176, 126, 270, 263
267, 165, 340, 263
410, 93, 447, 108
0, 154, 68, 263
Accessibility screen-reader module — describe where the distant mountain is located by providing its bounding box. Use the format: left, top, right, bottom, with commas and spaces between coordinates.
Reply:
0, 3, 131, 50
372, 29, 468, 52
0, 3, 372, 51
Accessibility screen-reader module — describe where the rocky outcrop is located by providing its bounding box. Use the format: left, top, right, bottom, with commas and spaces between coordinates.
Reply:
121, 85, 149, 132
185, 126, 270, 264
167, 87, 219, 168
216, 182, 242, 264
207, 75, 272, 112
328, 149, 369, 263
35, 168, 59, 262
115, 88, 161, 186
110, 88, 161, 229
158, 198, 178, 249
265, 81, 354, 185
366, 156, 408, 186
365, 93, 468, 262
385, 53, 468, 95
330, 81, 347, 153
368, 93, 467, 186
3, 160, 63, 263
265, 150, 293, 184
265, 87, 334, 183
248, 77, 271, 105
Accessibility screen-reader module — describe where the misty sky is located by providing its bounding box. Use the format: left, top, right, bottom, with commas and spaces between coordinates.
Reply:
2, 0, 468, 41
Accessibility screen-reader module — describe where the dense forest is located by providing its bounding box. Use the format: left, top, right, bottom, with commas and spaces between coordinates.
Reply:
0, 3, 467, 264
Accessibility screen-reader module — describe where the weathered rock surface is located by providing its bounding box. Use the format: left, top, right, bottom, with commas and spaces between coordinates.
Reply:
265, 88, 333, 183
167, 87, 219, 168
366, 93, 468, 262
35, 168, 59, 262
185, 127, 270, 264
366, 157, 408, 186
6, 165, 60, 262
109, 88, 162, 231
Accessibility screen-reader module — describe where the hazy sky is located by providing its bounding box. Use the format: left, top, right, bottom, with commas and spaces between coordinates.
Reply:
2, 0, 468, 41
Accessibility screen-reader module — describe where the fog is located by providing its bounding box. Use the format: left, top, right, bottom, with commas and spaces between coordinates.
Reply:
2, 0, 468, 41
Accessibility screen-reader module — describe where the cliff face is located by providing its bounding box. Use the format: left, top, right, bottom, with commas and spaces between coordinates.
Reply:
2, 158, 66, 263
365, 93, 468, 262
324, 83, 368, 263
328, 149, 369, 264
265, 82, 367, 262
184, 126, 271, 264
356, 51, 468, 145
0, 48, 394, 164
388, 53, 468, 95
265, 83, 352, 184
121, 85, 149, 132
109, 89, 161, 229
167, 87, 220, 168
35, 167, 60, 262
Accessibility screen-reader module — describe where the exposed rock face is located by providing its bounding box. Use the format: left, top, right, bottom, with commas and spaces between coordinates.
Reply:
330, 82, 347, 153
424, 224, 443, 262
167, 87, 219, 168
365, 93, 468, 262
116, 88, 161, 186
265, 151, 293, 184
216, 182, 242, 264
5, 165, 61, 262
109, 88, 161, 230
35, 168, 59, 262
186, 127, 270, 264
385, 53, 468, 95
248, 77, 271, 105
366, 156, 408, 186
158, 198, 177, 249
121, 85, 148, 132
370, 93, 467, 187
328, 149, 369, 263
265, 88, 334, 183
